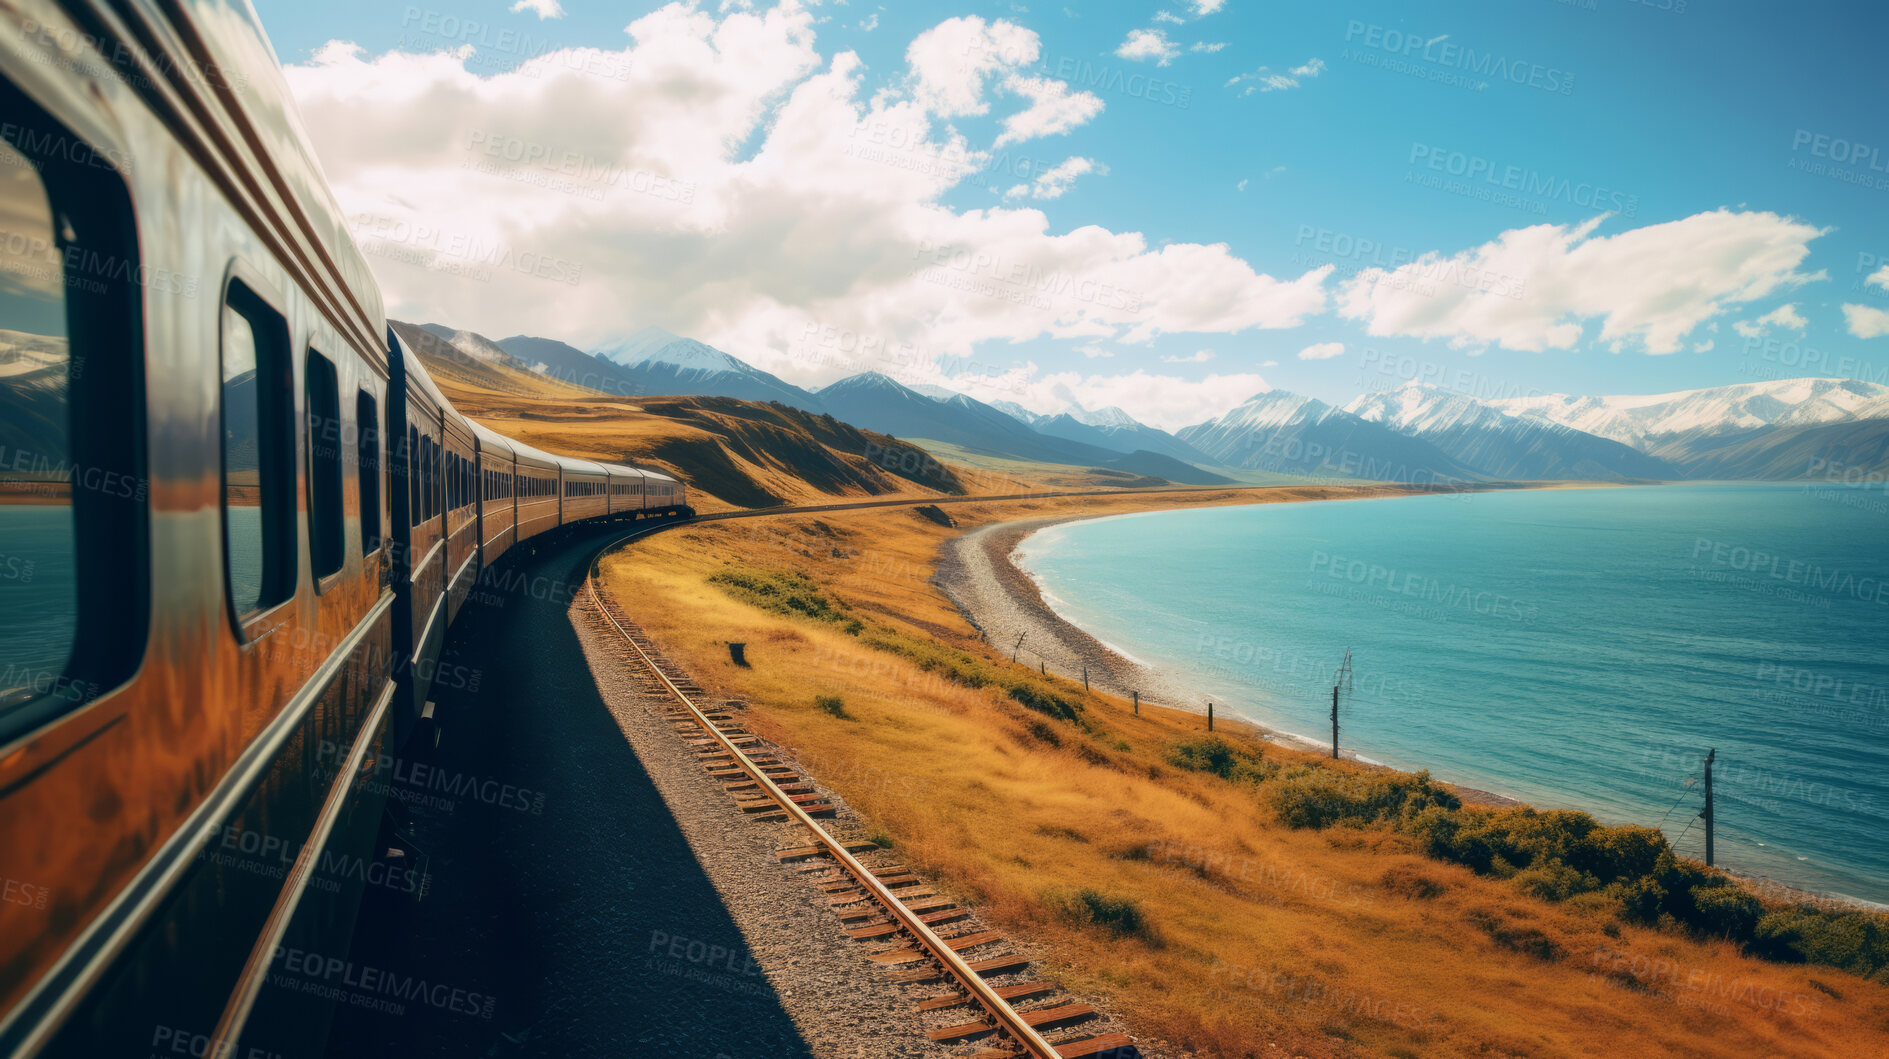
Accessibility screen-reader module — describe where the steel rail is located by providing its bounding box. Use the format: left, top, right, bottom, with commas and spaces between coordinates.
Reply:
583, 537, 1062, 1059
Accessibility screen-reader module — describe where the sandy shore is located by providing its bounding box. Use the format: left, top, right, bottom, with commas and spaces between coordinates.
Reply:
936, 508, 1527, 808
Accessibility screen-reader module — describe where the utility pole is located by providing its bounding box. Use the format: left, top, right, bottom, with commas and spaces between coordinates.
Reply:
1133, 690, 1139, 716
1207, 702, 1214, 732
1331, 648, 1353, 761
1702, 748, 1716, 867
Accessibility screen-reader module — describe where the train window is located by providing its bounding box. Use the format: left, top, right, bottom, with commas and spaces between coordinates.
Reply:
358, 391, 380, 554
305, 349, 343, 579
222, 282, 295, 622
0, 89, 146, 728
407, 425, 418, 524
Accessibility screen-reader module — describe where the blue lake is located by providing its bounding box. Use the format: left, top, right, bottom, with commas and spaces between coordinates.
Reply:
1015, 483, 1889, 904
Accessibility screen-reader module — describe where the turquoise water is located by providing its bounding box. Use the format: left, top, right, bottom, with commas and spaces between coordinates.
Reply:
1016, 484, 1889, 904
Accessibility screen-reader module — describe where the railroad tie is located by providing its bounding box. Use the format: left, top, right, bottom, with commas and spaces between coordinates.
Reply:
917, 981, 1054, 1013
926, 1002, 1097, 1044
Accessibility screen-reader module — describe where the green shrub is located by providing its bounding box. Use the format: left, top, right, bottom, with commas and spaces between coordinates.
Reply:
1166, 737, 1274, 783
708, 567, 850, 623
1007, 683, 1080, 721
1050, 888, 1151, 940
1269, 766, 1460, 830
1512, 859, 1603, 902
814, 694, 849, 719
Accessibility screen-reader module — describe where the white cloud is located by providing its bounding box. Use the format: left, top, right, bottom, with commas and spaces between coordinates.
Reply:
1693, 339, 1714, 353
907, 15, 1039, 118
1025, 156, 1102, 199
1336, 210, 1827, 355
1261, 359, 1278, 367
1116, 29, 1180, 66
283, 3, 1330, 389
1160, 349, 1215, 363
1868, 265, 1889, 290
993, 74, 1104, 147
1191, 41, 1227, 53
1732, 302, 1808, 338
1191, 0, 1227, 14
1153, 10, 1185, 25
1297, 341, 1345, 360
858, 14, 878, 32
1227, 57, 1324, 96
1844, 303, 1889, 339
1236, 178, 1248, 192
1076, 343, 1114, 358
510, 0, 565, 18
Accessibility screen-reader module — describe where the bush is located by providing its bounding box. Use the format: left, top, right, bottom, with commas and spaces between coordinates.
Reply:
1166, 737, 1272, 783
814, 694, 849, 719
708, 567, 850, 623
1269, 766, 1460, 830
1008, 683, 1080, 722
1050, 888, 1151, 940
1513, 859, 1603, 902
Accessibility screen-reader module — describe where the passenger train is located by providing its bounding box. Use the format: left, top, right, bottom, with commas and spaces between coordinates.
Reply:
0, 2, 687, 1055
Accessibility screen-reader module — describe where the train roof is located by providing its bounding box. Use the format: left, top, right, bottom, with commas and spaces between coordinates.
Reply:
467, 421, 516, 459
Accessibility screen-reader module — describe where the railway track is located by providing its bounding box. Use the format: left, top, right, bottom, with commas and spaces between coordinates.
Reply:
584, 549, 1140, 1058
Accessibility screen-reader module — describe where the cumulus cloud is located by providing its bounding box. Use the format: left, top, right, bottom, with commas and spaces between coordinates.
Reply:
1336, 210, 1827, 355
1844, 303, 1889, 339
1227, 57, 1324, 96
1002, 156, 1101, 200
1191, 0, 1228, 14
907, 15, 1039, 117
283, 2, 1330, 393
1297, 341, 1345, 360
1732, 303, 1808, 338
1116, 29, 1180, 66
1868, 265, 1889, 290
510, 0, 565, 18
993, 75, 1104, 147
1160, 349, 1215, 363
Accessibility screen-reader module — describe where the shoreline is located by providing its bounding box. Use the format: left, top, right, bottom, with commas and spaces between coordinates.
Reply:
934, 498, 1527, 809
933, 493, 1887, 910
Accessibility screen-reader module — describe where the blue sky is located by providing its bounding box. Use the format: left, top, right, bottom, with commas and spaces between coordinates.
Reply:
255, 0, 1889, 425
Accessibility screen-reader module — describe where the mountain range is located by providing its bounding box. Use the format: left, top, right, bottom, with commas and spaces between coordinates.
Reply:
398, 319, 1889, 487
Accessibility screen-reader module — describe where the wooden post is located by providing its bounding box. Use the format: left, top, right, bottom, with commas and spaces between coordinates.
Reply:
1207, 702, 1214, 732
1013, 633, 1025, 662
1040, 659, 1045, 676
1331, 685, 1340, 760
1703, 748, 1716, 867
1133, 690, 1139, 716
1082, 666, 1089, 691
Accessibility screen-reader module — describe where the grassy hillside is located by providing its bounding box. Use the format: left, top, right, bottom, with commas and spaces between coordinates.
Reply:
599, 491, 1889, 1058
413, 346, 1000, 511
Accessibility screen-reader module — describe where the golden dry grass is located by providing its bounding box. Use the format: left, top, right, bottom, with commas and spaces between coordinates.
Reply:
600, 491, 1889, 1059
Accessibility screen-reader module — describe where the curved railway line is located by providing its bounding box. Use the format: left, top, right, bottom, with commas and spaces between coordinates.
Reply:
584, 524, 1137, 1058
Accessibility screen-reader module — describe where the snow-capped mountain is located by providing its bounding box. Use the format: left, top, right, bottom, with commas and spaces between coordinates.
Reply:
987, 399, 1044, 426
497, 334, 643, 398
590, 327, 821, 408
1180, 390, 1482, 481
1344, 384, 1675, 481
815, 373, 1231, 484
1035, 403, 1221, 466
1490, 378, 1889, 449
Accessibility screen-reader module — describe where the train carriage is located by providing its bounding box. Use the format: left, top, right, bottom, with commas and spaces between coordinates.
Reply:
0, 2, 689, 1056
471, 421, 518, 564
558, 457, 611, 525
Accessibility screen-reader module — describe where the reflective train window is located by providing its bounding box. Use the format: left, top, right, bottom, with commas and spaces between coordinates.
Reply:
357, 390, 379, 553
305, 349, 343, 579
221, 283, 295, 622
0, 139, 76, 705
0, 85, 146, 728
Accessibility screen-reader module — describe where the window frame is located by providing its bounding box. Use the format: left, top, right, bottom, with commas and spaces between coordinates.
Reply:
357, 389, 381, 556
304, 346, 345, 588
218, 271, 298, 641
0, 82, 149, 736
